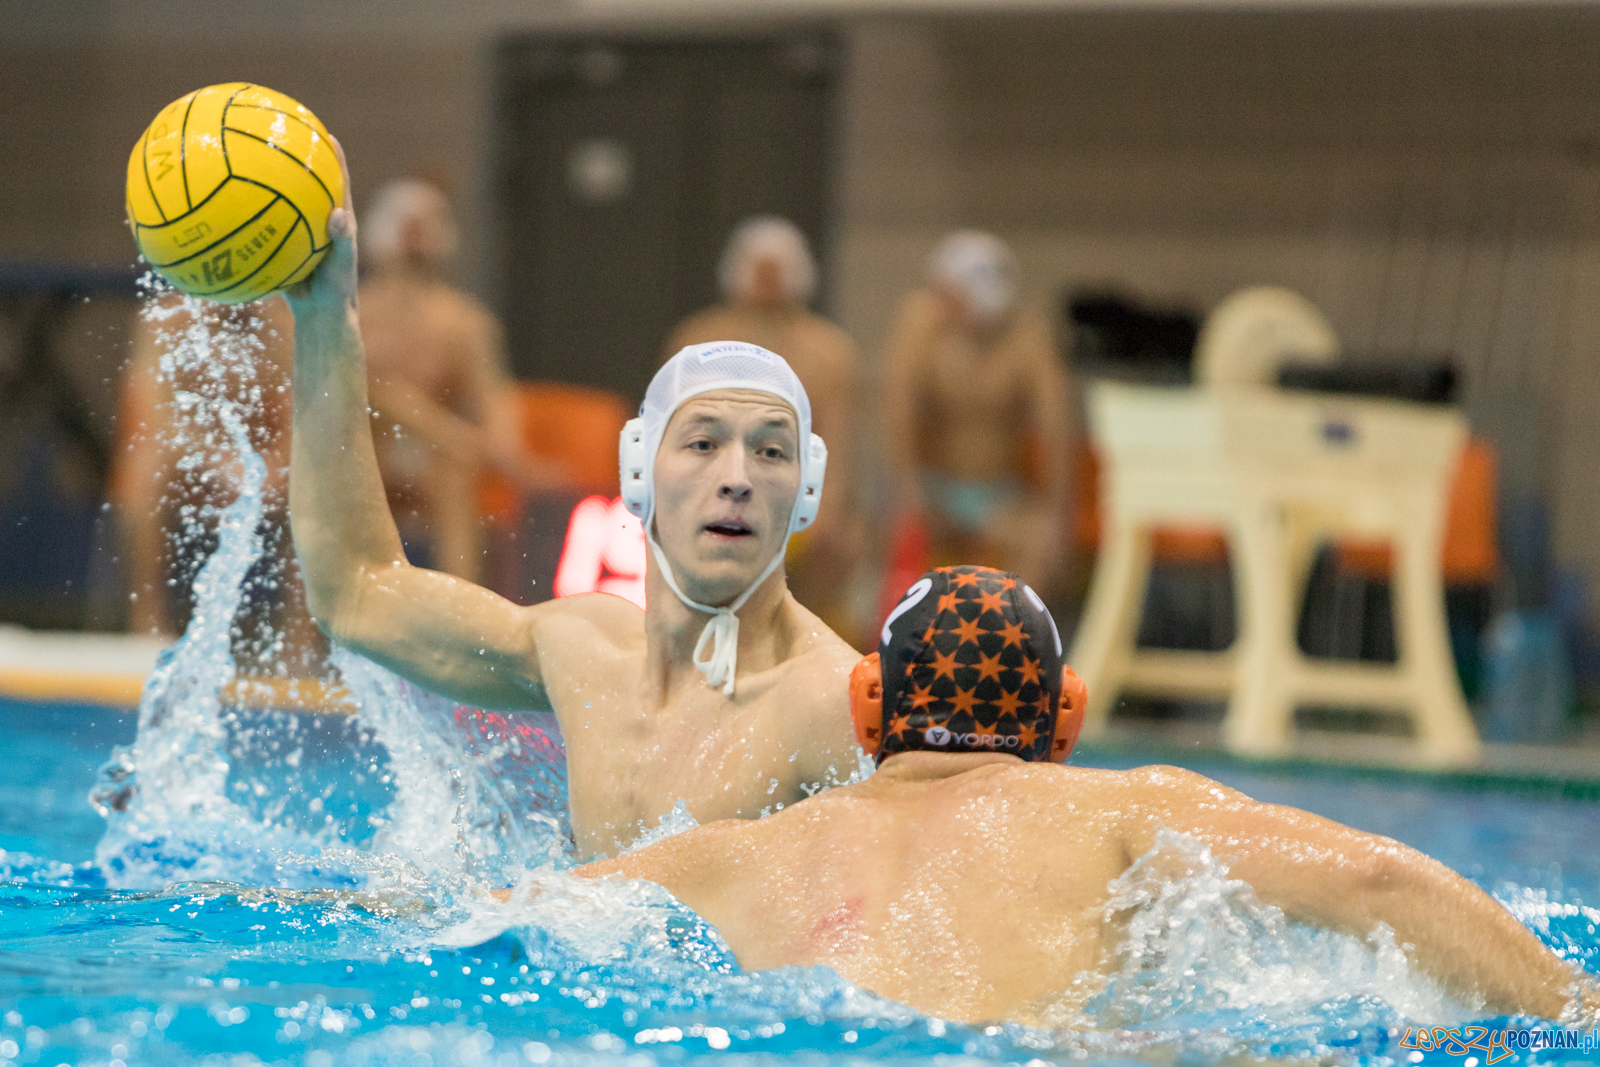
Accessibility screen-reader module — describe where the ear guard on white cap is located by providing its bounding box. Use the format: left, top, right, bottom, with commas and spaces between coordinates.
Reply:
793, 434, 827, 533
619, 416, 827, 537
620, 417, 649, 520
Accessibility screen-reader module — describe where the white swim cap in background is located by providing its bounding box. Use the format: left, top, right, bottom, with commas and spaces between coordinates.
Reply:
718, 216, 818, 307
362, 178, 460, 270
930, 230, 1019, 325
620, 342, 827, 696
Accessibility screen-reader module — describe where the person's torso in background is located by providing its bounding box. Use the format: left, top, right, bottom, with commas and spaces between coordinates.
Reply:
908, 293, 1046, 485
150, 299, 294, 512
359, 274, 495, 481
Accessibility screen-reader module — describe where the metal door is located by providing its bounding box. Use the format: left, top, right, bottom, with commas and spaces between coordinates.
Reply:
496, 36, 836, 402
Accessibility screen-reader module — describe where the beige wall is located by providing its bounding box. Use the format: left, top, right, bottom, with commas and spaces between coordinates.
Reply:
6, 4, 1600, 608
0, 39, 488, 286
834, 9, 1600, 608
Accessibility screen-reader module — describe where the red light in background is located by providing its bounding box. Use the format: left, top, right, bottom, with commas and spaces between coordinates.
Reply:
553, 495, 646, 607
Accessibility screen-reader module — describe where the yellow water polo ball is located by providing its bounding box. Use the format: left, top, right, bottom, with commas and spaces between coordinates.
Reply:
126, 83, 344, 304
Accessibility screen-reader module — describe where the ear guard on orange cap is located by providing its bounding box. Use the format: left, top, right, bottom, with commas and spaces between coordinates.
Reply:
849, 653, 886, 754
849, 652, 1087, 763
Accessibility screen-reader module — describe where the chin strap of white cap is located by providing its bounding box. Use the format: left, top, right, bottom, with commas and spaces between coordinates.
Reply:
647, 533, 787, 697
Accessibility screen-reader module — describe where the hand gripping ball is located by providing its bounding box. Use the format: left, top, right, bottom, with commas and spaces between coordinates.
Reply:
126, 83, 344, 304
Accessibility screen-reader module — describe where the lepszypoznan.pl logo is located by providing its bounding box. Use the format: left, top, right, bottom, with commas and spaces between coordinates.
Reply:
1397, 1025, 1600, 1061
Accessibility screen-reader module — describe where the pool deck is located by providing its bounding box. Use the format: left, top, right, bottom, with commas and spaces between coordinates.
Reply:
0, 625, 166, 706
0, 625, 356, 712
4, 626, 1597, 793
1079, 723, 1600, 798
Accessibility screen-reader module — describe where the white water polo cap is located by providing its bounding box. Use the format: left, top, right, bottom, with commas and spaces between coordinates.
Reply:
619, 341, 828, 696
930, 230, 1018, 326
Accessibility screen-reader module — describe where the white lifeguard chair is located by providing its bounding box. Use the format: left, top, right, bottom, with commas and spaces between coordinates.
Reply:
1071, 288, 1481, 765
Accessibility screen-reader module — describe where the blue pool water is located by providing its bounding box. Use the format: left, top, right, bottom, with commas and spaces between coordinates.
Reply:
5, 290, 1593, 1067
2, 691, 1598, 1067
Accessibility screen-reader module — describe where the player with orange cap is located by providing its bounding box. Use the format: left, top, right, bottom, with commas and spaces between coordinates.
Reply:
564, 567, 1596, 1027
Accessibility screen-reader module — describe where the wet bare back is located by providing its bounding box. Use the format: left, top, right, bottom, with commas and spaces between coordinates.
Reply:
583, 755, 1593, 1026
587, 755, 1128, 1023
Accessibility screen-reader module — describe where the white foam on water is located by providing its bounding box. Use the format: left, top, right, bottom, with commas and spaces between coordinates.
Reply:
622, 799, 700, 853
1063, 827, 1472, 1049
330, 649, 570, 894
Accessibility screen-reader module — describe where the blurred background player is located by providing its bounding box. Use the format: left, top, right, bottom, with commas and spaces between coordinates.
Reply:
358, 178, 562, 583
883, 231, 1074, 597
666, 216, 862, 631
113, 296, 326, 677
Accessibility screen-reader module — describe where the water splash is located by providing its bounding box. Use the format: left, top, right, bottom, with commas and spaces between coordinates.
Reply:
1068, 828, 1472, 1056
90, 289, 569, 895
91, 292, 300, 887
429, 828, 1482, 1064
625, 799, 699, 853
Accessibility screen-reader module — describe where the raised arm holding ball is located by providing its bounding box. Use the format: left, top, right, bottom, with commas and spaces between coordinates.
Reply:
281, 143, 860, 858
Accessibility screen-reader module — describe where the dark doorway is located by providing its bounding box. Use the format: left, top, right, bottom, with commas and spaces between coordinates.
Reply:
495, 35, 837, 403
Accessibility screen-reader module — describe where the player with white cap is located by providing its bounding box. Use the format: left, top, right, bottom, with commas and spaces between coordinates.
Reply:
664, 217, 862, 637
622, 341, 828, 696
282, 148, 861, 860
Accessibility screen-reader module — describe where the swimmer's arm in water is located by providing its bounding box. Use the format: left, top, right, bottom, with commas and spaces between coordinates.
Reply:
573, 819, 771, 960
492, 819, 741, 916
1123, 765, 1593, 1020
282, 141, 601, 711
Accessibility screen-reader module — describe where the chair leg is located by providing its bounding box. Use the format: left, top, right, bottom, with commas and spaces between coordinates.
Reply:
1225, 498, 1298, 755
1070, 522, 1152, 735
1394, 523, 1481, 765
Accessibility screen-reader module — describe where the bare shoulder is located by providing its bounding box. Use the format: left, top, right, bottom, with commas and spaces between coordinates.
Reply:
1008, 306, 1065, 370
422, 284, 499, 338
527, 592, 645, 656
890, 290, 943, 340
978, 759, 1123, 801
794, 313, 860, 368
764, 617, 859, 779
1117, 764, 1249, 803
969, 761, 1234, 816
667, 307, 731, 351
776, 637, 855, 722
453, 287, 499, 329
779, 612, 858, 695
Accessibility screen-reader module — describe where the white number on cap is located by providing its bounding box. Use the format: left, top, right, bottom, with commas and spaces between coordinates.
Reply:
882, 577, 934, 646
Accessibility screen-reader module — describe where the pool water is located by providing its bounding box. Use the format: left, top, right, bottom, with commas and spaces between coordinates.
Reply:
2, 690, 1598, 1067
